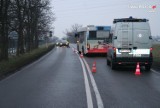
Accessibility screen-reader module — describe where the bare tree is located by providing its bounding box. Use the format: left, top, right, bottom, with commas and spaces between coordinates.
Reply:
10, 0, 55, 54
25, 0, 55, 51
64, 23, 82, 43
0, 0, 10, 60
71, 24, 82, 33
0, 0, 55, 59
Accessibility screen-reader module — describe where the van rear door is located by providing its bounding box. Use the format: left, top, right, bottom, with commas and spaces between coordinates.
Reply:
132, 22, 151, 57
116, 22, 133, 57
133, 22, 150, 47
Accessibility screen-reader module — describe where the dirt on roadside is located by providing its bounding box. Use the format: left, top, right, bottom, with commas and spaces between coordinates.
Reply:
152, 61, 160, 71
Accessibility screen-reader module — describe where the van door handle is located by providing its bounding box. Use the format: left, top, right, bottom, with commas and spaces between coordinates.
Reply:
129, 44, 132, 45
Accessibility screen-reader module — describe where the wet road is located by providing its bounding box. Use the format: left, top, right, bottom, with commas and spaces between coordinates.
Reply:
85, 56, 160, 108
0, 47, 87, 108
0, 45, 160, 108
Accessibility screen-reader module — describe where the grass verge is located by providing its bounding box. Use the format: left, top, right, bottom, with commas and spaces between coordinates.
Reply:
0, 44, 54, 79
152, 44, 160, 70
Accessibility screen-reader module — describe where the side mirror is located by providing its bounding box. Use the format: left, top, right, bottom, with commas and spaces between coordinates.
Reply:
149, 36, 152, 39
75, 33, 79, 38
113, 36, 117, 39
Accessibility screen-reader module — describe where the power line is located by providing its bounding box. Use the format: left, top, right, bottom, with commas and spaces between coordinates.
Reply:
54, 0, 159, 13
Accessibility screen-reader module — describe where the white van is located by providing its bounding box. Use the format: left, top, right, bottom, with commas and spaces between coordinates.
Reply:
107, 17, 153, 70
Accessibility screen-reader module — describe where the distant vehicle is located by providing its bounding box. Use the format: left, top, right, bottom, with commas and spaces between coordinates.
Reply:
76, 25, 111, 55
55, 39, 62, 46
56, 41, 60, 46
60, 40, 69, 47
107, 17, 153, 70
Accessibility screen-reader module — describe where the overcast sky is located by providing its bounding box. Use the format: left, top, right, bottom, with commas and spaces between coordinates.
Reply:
51, 0, 160, 38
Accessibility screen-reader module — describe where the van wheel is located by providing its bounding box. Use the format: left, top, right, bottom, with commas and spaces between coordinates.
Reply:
111, 59, 116, 70
145, 65, 151, 71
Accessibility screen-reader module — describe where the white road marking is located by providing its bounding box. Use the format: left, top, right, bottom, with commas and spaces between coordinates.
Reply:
151, 69, 160, 75
83, 59, 104, 108
78, 57, 93, 108
71, 45, 104, 108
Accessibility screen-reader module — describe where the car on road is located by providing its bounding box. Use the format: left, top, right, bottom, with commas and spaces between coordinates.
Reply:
60, 40, 69, 47
55, 40, 60, 46
107, 17, 153, 70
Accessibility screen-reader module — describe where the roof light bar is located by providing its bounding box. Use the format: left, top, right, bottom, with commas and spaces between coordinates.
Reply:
113, 16, 149, 23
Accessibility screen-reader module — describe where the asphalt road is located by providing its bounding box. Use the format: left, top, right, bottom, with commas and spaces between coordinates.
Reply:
85, 56, 160, 108
0, 45, 160, 108
0, 47, 87, 108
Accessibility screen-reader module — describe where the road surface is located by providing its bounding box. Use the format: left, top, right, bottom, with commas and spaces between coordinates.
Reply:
0, 45, 160, 108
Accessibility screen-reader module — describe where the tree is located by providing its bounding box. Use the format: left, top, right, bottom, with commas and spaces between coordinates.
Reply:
64, 24, 82, 43
0, 0, 55, 60
25, 0, 55, 52
10, 0, 55, 54
0, 0, 10, 60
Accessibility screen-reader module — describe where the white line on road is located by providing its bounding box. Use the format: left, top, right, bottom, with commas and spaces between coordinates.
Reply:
71, 45, 103, 108
83, 58, 104, 108
151, 69, 160, 75
78, 57, 93, 108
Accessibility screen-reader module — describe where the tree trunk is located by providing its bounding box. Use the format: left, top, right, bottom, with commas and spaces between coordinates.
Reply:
17, 23, 25, 55
0, 0, 9, 61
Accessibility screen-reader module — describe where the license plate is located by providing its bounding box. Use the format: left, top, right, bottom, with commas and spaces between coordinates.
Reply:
122, 53, 129, 56
119, 49, 131, 53
133, 54, 141, 57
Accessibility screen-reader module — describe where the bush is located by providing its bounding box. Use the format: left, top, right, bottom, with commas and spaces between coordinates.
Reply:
0, 44, 54, 77
152, 44, 160, 67
153, 44, 160, 61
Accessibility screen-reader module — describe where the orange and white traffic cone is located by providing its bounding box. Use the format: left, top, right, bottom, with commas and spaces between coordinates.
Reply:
92, 62, 96, 73
80, 53, 83, 58
135, 62, 141, 75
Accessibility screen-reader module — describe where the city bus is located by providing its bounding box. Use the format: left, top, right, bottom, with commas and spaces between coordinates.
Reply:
76, 25, 111, 55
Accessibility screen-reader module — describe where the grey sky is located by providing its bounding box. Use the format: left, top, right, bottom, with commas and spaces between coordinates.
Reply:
51, 0, 160, 38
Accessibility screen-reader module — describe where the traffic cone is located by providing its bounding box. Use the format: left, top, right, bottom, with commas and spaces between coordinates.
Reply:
135, 62, 141, 75
80, 53, 83, 58
92, 62, 96, 73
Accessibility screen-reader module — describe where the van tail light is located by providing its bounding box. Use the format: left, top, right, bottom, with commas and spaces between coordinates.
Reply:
113, 47, 116, 58
150, 47, 153, 57
87, 43, 90, 50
